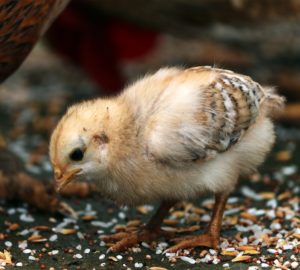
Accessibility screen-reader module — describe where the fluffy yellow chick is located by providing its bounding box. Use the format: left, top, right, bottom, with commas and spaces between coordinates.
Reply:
49, 66, 284, 252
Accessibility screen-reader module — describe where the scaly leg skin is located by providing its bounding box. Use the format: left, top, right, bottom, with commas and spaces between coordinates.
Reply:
166, 193, 229, 253
102, 201, 176, 252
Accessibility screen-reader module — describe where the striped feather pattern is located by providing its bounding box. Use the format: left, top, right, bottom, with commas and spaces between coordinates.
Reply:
140, 66, 284, 164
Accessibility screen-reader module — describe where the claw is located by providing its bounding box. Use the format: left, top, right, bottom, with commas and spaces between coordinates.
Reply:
102, 228, 169, 252
165, 233, 219, 253
170, 235, 194, 243
101, 232, 131, 243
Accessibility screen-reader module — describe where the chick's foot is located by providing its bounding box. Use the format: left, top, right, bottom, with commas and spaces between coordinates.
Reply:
102, 228, 173, 252
166, 193, 229, 253
102, 201, 176, 252
166, 233, 219, 253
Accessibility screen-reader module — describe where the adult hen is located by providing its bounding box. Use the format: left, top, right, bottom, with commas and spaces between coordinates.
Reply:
50, 66, 284, 252
0, 0, 74, 213
0, 0, 70, 82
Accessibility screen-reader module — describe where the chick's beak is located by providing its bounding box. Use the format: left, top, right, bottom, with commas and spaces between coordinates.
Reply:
54, 167, 82, 192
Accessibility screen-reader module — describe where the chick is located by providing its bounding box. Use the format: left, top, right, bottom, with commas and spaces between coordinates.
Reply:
49, 66, 284, 252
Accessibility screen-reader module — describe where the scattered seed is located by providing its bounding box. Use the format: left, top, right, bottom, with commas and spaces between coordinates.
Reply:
32, 226, 51, 231
180, 256, 196, 264
109, 256, 118, 262
276, 150, 291, 161
232, 255, 252, 262
59, 228, 76, 235
74, 254, 82, 259
134, 262, 143, 268
8, 223, 20, 231
28, 235, 47, 242
82, 215, 97, 221
127, 220, 142, 227
20, 213, 34, 223
221, 250, 238, 256
4, 241, 12, 248
49, 234, 58, 242
50, 250, 59, 255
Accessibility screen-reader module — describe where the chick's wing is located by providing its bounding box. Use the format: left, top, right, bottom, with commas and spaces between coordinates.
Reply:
142, 67, 271, 166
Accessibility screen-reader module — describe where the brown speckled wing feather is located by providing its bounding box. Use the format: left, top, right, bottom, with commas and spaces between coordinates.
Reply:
145, 67, 282, 166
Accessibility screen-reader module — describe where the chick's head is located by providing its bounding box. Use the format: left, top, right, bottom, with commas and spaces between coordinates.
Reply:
49, 101, 110, 191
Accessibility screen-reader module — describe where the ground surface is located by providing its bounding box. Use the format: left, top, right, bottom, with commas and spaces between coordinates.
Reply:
0, 45, 299, 270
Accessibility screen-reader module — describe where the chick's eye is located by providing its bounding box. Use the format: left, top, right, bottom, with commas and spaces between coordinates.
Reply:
69, 148, 84, 161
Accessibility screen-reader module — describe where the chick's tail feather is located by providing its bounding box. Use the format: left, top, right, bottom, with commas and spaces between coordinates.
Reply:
262, 87, 286, 117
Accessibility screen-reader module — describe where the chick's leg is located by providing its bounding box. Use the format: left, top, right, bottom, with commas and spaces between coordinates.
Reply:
167, 193, 229, 252
102, 201, 175, 252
